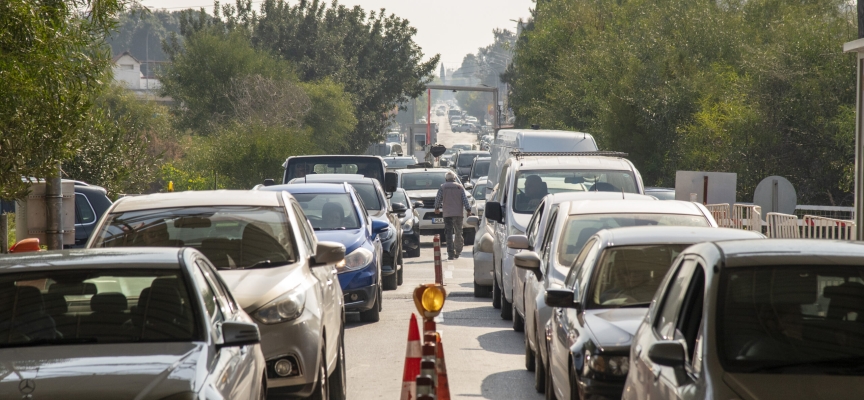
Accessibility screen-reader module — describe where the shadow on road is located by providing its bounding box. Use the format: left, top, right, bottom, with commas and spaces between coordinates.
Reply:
475, 330, 524, 355
478, 369, 539, 399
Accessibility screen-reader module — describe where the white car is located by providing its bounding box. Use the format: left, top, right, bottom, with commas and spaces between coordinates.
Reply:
395, 168, 474, 240
87, 190, 348, 399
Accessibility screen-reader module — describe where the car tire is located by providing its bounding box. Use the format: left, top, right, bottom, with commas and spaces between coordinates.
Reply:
383, 272, 397, 290
397, 267, 404, 286
308, 346, 330, 400
492, 273, 502, 309
501, 291, 513, 320
534, 334, 545, 393
525, 334, 536, 372
360, 291, 381, 323
544, 347, 556, 400
473, 282, 491, 297
328, 333, 347, 400
513, 308, 524, 331
463, 228, 475, 244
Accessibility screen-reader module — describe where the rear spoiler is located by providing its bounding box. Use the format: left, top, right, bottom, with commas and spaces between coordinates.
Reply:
510, 151, 628, 160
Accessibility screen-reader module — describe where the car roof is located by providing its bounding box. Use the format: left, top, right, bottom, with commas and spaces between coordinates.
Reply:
546, 192, 656, 205
290, 175, 378, 185
458, 151, 489, 156
514, 156, 634, 171
475, 157, 491, 161
111, 190, 282, 212
398, 168, 451, 175
384, 156, 414, 160
712, 239, 864, 267
645, 187, 674, 191
564, 200, 706, 216
261, 183, 350, 194
0, 248, 187, 271
595, 226, 763, 248
476, 177, 488, 185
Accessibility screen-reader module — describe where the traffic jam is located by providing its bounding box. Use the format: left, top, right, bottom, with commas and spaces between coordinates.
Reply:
2, 121, 864, 400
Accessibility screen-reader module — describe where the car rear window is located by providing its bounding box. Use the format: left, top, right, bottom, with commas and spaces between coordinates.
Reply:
293, 193, 361, 230
0, 269, 200, 347
350, 183, 382, 211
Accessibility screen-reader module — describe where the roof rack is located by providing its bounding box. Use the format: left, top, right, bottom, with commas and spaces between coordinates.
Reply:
509, 151, 629, 160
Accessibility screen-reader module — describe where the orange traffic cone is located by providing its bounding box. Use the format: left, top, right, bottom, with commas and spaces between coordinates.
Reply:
436, 333, 451, 400
400, 314, 422, 400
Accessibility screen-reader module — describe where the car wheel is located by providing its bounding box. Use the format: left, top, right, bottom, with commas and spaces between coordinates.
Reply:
308, 347, 329, 400
383, 273, 397, 290
473, 281, 491, 297
513, 308, 524, 331
397, 267, 404, 286
328, 332, 347, 400
492, 273, 502, 309
544, 347, 556, 400
525, 334, 536, 372
501, 291, 513, 320
406, 246, 420, 258
534, 334, 545, 393
463, 228, 475, 244
360, 291, 381, 322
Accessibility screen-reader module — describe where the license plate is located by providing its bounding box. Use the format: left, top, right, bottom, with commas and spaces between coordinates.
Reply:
433, 218, 444, 224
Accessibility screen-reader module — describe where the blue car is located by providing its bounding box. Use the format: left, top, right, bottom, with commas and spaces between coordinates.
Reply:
260, 183, 387, 323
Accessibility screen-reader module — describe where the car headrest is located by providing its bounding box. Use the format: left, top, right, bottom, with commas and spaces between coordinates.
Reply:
16, 286, 44, 314
43, 293, 68, 315
824, 281, 864, 300
90, 292, 128, 313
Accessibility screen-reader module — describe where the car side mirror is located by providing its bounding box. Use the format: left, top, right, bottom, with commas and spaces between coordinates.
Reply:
219, 321, 260, 348
648, 341, 688, 386
384, 172, 398, 193
313, 241, 346, 265
466, 216, 479, 228
484, 202, 503, 224
391, 202, 407, 213
464, 182, 474, 190
412, 201, 424, 209
263, 178, 275, 187
461, 175, 469, 183
545, 288, 580, 309
514, 251, 542, 279
371, 220, 390, 238
9, 238, 41, 253
507, 235, 530, 250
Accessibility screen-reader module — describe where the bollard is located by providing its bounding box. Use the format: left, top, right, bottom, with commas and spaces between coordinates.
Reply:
415, 375, 436, 400
433, 234, 443, 285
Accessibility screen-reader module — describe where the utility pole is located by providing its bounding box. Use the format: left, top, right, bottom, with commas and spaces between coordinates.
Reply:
45, 162, 63, 250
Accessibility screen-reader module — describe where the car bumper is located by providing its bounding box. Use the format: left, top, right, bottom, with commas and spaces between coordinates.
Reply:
403, 228, 420, 250
255, 308, 323, 395
577, 376, 626, 400
343, 283, 378, 312
418, 207, 473, 231
473, 249, 493, 285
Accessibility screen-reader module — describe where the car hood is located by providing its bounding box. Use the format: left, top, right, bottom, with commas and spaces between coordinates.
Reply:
405, 190, 438, 200
0, 342, 205, 400
219, 261, 309, 313
315, 229, 366, 254
584, 308, 648, 350
722, 372, 864, 400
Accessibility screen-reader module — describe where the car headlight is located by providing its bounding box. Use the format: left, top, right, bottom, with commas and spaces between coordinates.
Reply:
584, 351, 629, 376
254, 291, 306, 324
402, 218, 414, 231
337, 247, 374, 273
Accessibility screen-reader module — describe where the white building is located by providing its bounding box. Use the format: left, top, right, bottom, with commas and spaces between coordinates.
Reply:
111, 51, 162, 91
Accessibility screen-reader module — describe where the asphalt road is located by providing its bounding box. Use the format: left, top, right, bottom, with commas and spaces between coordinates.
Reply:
346, 113, 541, 400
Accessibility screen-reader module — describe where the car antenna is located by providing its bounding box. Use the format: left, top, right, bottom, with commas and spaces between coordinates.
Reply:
621, 187, 625, 199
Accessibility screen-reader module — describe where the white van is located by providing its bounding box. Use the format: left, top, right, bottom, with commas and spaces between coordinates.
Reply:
487, 129, 599, 194
482, 154, 644, 321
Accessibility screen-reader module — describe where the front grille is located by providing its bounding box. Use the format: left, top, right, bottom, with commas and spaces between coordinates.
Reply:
422, 199, 436, 208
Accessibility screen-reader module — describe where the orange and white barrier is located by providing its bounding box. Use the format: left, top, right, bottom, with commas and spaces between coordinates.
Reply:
766, 212, 800, 238
400, 314, 422, 400
435, 333, 450, 400
802, 215, 856, 240
433, 235, 443, 285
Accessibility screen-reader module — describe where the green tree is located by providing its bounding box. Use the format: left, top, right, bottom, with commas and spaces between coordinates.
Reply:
0, 0, 125, 199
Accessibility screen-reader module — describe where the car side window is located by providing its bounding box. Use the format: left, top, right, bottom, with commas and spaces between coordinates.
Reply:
496, 164, 510, 203
654, 259, 697, 339
539, 209, 558, 261
675, 263, 706, 374
292, 202, 315, 255
526, 201, 545, 245
191, 262, 224, 327
197, 259, 238, 316
564, 237, 595, 288
75, 193, 96, 225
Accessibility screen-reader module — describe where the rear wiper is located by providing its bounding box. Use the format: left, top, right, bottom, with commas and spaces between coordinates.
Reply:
0, 337, 98, 348
242, 260, 293, 270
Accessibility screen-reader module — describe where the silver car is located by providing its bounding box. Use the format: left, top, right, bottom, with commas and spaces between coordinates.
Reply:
625, 239, 864, 400
86, 190, 347, 399
0, 248, 266, 399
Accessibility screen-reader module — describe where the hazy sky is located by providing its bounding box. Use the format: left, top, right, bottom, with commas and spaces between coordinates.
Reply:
139, 0, 533, 69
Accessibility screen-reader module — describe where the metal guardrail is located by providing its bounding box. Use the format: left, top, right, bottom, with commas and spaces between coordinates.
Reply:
766, 212, 800, 238
732, 204, 762, 232
802, 216, 856, 240
509, 151, 629, 160
706, 203, 731, 228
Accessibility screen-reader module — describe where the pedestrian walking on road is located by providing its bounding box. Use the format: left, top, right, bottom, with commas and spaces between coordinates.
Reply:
434, 172, 472, 260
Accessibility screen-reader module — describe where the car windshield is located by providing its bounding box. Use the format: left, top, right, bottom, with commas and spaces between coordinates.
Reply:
471, 160, 490, 178
588, 244, 690, 308
349, 183, 382, 211
386, 134, 400, 142
473, 185, 487, 200
402, 172, 447, 191
287, 157, 383, 184
458, 153, 485, 168
557, 213, 709, 266
647, 190, 676, 200
389, 190, 409, 208
513, 170, 639, 214
91, 206, 296, 270
0, 269, 199, 347
385, 158, 415, 169
719, 265, 864, 374
293, 193, 361, 230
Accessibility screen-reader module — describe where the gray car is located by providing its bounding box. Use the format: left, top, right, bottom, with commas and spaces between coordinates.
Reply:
86, 190, 347, 400
625, 239, 864, 400
0, 248, 266, 400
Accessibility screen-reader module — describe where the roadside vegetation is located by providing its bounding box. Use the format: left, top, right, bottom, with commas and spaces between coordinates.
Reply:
504, 0, 857, 205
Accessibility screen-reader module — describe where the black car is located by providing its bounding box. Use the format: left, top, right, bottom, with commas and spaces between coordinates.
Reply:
452, 151, 490, 182
389, 188, 421, 258
72, 181, 113, 247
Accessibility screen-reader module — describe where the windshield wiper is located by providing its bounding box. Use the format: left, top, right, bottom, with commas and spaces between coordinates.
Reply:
0, 337, 98, 348
314, 227, 347, 231
241, 260, 293, 270
747, 357, 864, 373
